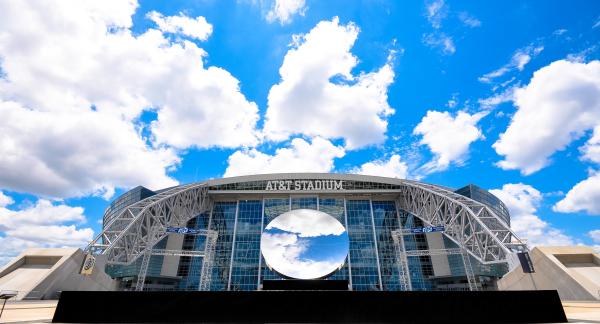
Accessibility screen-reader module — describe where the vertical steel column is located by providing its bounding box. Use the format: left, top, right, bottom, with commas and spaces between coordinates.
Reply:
461, 249, 479, 291
256, 198, 265, 290
391, 231, 412, 291
369, 200, 383, 290
135, 250, 152, 291
198, 207, 214, 291
343, 198, 353, 291
227, 200, 240, 291
199, 230, 217, 291
394, 201, 413, 291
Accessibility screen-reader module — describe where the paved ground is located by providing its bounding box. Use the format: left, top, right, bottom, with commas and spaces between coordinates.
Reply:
0, 299, 599, 323
0, 300, 56, 323
563, 302, 600, 323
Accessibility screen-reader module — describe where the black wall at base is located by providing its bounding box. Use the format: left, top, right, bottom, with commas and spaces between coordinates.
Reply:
262, 279, 348, 290
53, 290, 567, 323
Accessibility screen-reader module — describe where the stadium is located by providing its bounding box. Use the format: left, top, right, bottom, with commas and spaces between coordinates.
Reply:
87, 173, 529, 292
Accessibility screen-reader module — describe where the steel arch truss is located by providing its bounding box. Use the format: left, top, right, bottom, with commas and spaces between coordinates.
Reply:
86, 183, 211, 265
397, 180, 527, 266
87, 178, 527, 270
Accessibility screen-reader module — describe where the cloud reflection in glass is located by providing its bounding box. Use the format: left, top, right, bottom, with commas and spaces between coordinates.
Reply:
260, 209, 349, 280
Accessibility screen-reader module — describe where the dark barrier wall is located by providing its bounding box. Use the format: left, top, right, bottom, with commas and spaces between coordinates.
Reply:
53, 290, 567, 323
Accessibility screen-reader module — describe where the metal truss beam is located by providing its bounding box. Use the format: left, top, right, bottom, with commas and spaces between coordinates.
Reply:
86, 177, 527, 277
396, 180, 527, 267
391, 231, 479, 291
135, 230, 217, 291
86, 183, 211, 265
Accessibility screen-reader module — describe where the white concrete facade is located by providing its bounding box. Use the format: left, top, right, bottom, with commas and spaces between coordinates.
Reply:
0, 248, 117, 300
498, 246, 600, 301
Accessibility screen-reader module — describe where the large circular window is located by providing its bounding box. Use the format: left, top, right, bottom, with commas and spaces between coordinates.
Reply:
260, 209, 349, 280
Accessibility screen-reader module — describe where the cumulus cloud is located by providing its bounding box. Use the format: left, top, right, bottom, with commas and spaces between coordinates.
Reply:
147, 11, 212, 41
554, 173, 600, 215
266, 0, 307, 25
224, 137, 345, 177
352, 154, 408, 179
261, 232, 342, 279
0, 191, 14, 207
263, 17, 395, 149
0, 192, 93, 266
490, 183, 575, 247
414, 110, 486, 173
479, 45, 543, 83
261, 209, 347, 279
266, 209, 345, 237
581, 125, 600, 164
493, 60, 600, 175
589, 229, 600, 243
0, 0, 260, 198
0, 101, 179, 198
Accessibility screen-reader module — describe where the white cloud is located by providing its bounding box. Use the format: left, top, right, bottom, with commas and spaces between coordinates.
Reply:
581, 125, 600, 164
490, 183, 575, 247
352, 154, 408, 179
423, 33, 455, 55
554, 173, 600, 215
0, 1, 260, 197
147, 11, 212, 41
263, 17, 395, 149
425, 0, 447, 29
479, 45, 543, 83
0, 191, 13, 208
266, 0, 307, 25
553, 29, 567, 36
0, 100, 179, 198
589, 229, 600, 243
593, 16, 600, 29
414, 110, 486, 172
0, 193, 93, 267
224, 137, 345, 177
261, 209, 347, 279
493, 60, 600, 175
478, 86, 516, 109
458, 12, 481, 28
267, 209, 345, 237
261, 232, 342, 279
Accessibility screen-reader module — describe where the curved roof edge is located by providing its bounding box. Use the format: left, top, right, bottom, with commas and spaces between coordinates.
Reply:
193, 173, 450, 190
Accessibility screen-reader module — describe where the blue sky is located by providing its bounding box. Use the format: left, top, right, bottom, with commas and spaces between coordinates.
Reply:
0, 0, 599, 265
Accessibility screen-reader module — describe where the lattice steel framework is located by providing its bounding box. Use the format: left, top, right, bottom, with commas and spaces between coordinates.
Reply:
87, 177, 527, 274
397, 180, 527, 266
392, 230, 479, 291
86, 183, 211, 265
134, 230, 217, 291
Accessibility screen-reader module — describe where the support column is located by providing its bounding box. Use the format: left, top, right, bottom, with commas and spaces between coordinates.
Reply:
343, 198, 353, 291
369, 200, 383, 290
227, 200, 240, 291
135, 250, 152, 291
257, 198, 265, 290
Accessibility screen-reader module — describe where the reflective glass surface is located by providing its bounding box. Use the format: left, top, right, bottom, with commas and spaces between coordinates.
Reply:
261, 209, 349, 279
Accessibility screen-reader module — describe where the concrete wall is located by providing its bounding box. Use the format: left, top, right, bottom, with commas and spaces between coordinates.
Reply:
0, 248, 117, 300
160, 234, 184, 277
498, 246, 600, 301
425, 233, 452, 277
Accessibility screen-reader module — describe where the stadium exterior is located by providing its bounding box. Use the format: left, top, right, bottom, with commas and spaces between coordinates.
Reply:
87, 173, 528, 292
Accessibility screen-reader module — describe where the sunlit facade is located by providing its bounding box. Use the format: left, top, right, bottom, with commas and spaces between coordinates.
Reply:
99, 174, 519, 292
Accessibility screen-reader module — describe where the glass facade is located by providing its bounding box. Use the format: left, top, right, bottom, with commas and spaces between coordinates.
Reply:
455, 184, 510, 226
105, 179, 511, 292
102, 186, 155, 226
